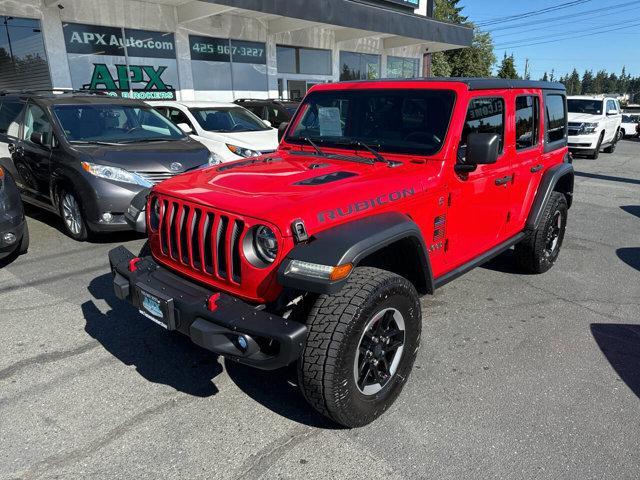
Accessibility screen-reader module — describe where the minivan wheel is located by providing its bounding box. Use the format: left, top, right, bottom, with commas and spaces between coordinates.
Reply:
18, 222, 29, 254
59, 190, 88, 241
298, 267, 421, 428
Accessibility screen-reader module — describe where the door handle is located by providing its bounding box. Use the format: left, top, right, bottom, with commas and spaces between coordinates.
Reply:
530, 164, 543, 173
495, 175, 513, 186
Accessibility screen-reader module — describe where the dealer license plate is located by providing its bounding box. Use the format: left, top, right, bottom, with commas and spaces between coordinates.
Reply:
139, 289, 168, 329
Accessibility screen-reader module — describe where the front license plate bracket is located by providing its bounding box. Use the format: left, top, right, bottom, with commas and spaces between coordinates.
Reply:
134, 281, 177, 330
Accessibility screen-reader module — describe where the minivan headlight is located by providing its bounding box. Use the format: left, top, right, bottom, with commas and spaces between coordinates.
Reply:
227, 144, 261, 158
81, 162, 152, 187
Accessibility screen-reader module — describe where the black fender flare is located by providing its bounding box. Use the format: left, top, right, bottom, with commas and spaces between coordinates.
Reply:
277, 212, 434, 295
526, 162, 574, 231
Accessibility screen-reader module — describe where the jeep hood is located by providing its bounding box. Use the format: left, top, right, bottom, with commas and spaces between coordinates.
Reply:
568, 112, 603, 123
154, 151, 429, 236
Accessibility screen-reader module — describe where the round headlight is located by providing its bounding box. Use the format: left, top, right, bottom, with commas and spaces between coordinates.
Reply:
253, 225, 278, 263
149, 197, 160, 231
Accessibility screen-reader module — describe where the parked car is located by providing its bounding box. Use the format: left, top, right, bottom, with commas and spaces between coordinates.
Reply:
234, 98, 300, 127
0, 165, 28, 261
152, 101, 278, 163
621, 114, 640, 138
0, 92, 213, 240
109, 79, 573, 428
567, 95, 622, 159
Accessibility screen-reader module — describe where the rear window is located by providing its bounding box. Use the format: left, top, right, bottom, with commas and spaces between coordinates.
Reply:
0, 100, 24, 135
546, 95, 567, 144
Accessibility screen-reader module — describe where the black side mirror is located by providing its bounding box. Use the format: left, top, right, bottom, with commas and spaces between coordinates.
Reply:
278, 122, 289, 142
30, 132, 46, 147
455, 133, 500, 173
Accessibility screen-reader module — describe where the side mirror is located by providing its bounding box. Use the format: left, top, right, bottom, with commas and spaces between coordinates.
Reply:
263, 119, 272, 128
278, 122, 289, 142
455, 133, 500, 173
177, 123, 193, 134
30, 132, 46, 146
607, 109, 619, 116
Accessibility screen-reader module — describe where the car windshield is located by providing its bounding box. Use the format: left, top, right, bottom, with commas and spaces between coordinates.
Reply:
567, 99, 603, 115
190, 107, 269, 133
53, 104, 185, 144
286, 89, 456, 156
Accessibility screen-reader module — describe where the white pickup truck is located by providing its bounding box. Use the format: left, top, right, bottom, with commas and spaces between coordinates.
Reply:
567, 96, 622, 159
621, 113, 640, 138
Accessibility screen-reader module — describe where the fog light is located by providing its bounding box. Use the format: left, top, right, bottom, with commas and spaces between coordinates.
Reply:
2, 232, 16, 245
101, 212, 114, 223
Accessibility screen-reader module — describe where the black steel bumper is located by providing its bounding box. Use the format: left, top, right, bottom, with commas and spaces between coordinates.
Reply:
108, 246, 306, 370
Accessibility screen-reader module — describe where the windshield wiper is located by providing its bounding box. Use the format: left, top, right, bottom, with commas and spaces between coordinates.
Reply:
352, 140, 388, 164
69, 140, 122, 146
303, 137, 326, 157
116, 138, 176, 144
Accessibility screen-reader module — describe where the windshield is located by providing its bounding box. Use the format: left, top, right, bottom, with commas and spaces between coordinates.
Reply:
190, 107, 269, 133
286, 89, 456, 156
567, 99, 603, 115
53, 104, 185, 143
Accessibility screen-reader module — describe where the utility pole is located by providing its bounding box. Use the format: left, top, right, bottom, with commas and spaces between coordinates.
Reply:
524, 58, 529, 80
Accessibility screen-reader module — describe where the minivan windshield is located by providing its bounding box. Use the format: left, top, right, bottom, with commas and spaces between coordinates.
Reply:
190, 107, 270, 133
286, 89, 456, 156
53, 104, 186, 144
567, 99, 603, 115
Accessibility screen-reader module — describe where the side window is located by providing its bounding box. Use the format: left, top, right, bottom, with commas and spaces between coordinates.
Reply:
0, 100, 24, 137
248, 106, 265, 120
154, 107, 169, 118
460, 97, 505, 161
606, 99, 617, 114
515, 95, 539, 150
167, 108, 193, 129
545, 94, 566, 144
22, 104, 53, 146
268, 106, 288, 126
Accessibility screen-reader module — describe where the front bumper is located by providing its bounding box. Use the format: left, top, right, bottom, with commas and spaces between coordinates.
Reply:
108, 246, 306, 370
0, 215, 25, 259
568, 133, 600, 150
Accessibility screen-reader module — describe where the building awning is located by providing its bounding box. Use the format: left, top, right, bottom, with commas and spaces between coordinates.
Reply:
178, 0, 473, 51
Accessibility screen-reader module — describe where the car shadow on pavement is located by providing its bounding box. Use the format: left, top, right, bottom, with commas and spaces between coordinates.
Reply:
591, 324, 640, 399
575, 171, 640, 186
480, 249, 534, 275
225, 361, 341, 429
616, 248, 640, 272
82, 273, 223, 397
620, 205, 640, 220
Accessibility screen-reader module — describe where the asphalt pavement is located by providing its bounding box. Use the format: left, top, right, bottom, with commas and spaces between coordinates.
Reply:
1, 139, 639, 479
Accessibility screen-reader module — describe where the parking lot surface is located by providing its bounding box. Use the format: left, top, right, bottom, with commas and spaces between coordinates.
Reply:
1, 140, 639, 480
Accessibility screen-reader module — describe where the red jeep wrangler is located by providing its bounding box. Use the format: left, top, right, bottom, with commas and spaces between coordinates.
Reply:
109, 79, 573, 427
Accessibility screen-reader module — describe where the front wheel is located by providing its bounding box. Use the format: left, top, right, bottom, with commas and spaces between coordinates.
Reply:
59, 190, 89, 241
589, 132, 604, 159
603, 130, 619, 153
298, 267, 421, 428
514, 192, 568, 274
18, 222, 29, 254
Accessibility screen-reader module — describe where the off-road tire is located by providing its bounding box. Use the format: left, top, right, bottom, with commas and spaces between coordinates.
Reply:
603, 130, 619, 153
298, 267, 421, 428
589, 132, 604, 159
514, 192, 568, 274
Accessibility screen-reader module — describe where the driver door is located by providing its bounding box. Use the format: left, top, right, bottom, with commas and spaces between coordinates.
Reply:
445, 94, 513, 268
17, 102, 53, 202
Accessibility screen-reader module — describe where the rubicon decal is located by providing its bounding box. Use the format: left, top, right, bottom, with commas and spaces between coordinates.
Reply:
317, 188, 415, 223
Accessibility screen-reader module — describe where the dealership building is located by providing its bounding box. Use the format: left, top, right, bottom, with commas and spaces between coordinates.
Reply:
0, 0, 472, 102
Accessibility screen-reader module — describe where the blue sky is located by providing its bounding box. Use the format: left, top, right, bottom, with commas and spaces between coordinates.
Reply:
458, 0, 640, 79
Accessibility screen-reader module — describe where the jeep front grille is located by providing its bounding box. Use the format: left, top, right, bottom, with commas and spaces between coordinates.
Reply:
156, 197, 246, 285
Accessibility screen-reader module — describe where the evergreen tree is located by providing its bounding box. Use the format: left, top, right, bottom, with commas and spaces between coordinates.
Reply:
497, 53, 518, 79
549, 69, 555, 82
541, 72, 549, 82
581, 70, 594, 94
567, 69, 581, 95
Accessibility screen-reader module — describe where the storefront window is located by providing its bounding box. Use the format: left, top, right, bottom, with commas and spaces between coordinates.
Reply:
189, 35, 268, 98
339, 51, 380, 81
0, 16, 51, 91
277, 46, 331, 75
387, 56, 420, 78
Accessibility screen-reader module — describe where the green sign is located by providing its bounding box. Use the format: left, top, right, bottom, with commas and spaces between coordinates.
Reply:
84, 63, 176, 100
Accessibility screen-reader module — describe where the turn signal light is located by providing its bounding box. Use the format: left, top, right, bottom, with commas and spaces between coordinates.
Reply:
329, 263, 353, 281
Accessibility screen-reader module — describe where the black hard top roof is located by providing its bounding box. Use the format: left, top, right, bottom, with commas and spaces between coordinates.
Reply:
0, 91, 150, 107
338, 77, 567, 91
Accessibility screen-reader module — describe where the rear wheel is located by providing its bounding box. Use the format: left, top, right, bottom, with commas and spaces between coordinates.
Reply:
59, 190, 88, 241
298, 267, 421, 428
514, 192, 568, 274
